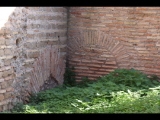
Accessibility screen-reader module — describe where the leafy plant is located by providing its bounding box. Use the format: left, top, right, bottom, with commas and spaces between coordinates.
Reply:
7, 68, 160, 113
64, 66, 76, 86
63, 67, 94, 87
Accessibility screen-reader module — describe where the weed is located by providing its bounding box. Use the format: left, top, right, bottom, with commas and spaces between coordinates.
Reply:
8, 68, 160, 113
64, 66, 76, 86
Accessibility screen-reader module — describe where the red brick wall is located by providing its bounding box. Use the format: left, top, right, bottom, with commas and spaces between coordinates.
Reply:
67, 7, 160, 81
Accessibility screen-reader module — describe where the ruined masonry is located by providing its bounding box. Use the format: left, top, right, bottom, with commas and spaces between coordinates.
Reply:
1, 7, 160, 111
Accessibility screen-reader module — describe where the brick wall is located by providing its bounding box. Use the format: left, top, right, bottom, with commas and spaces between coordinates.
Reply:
67, 7, 160, 81
0, 7, 67, 111
1, 6, 160, 112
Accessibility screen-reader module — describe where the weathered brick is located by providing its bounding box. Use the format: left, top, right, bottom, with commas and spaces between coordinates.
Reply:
4, 48, 12, 55
74, 66, 89, 70
89, 68, 100, 71
82, 71, 94, 74
101, 65, 118, 69
0, 78, 4, 83
27, 50, 40, 58
36, 41, 48, 48
4, 75, 13, 81
4, 92, 12, 99
91, 60, 104, 64
6, 87, 14, 92
0, 89, 6, 94
105, 61, 116, 65
0, 50, 4, 56
87, 64, 102, 68
1, 81, 8, 89
0, 94, 4, 101
2, 69, 13, 78
0, 72, 3, 79
0, 39, 5, 45
3, 59, 12, 66
24, 42, 37, 49
5, 40, 12, 45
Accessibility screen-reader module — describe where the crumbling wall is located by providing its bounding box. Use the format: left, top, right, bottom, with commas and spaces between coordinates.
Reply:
67, 7, 160, 81
0, 7, 67, 111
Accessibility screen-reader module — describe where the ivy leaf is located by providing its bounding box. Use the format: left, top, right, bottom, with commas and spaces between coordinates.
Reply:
135, 81, 141, 86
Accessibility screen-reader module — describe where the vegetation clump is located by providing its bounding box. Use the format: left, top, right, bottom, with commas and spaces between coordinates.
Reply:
9, 68, 160, 113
